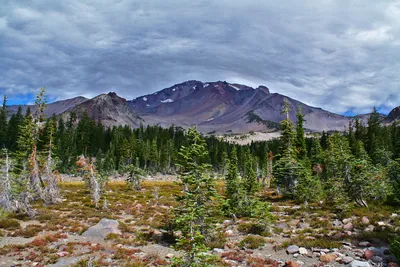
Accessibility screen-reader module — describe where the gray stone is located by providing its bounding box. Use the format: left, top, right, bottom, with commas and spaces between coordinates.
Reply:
297, 223, 310, 229
358, 241, 370, 247
372, 256, 383, 263
349, 260, 371, 267
333, 219, 343, 228
342, 256, 355, 264
299, 247, 308, 255
276, 222, 289, 229
212, 248, 224, 254
287, 245, 300, 254
82, 218, 121, 240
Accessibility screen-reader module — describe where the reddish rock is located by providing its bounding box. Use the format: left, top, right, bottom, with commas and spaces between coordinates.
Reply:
320, 253, 337, 262
388, 263, 399, 267
285, 261, 300, 267
344, 222, 354, 231
361, 216, 370, 225
364, 250, 374, 260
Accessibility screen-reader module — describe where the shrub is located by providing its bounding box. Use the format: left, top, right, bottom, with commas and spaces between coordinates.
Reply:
390, 237, 400, 261
239, 235, 265, 249
0, 218, 20, 230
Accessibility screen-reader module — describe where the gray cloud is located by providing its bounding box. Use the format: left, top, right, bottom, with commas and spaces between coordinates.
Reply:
1, 0, 399, 113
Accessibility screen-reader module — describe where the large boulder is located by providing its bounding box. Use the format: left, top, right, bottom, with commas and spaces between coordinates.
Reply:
82, 218, 121, 240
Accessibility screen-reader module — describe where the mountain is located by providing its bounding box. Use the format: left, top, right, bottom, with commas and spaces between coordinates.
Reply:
7, 96, 88, 118
385, 106, 400, 122
63, 92, 143, 127
129, 80, 353, 133
6, 81, 398, 134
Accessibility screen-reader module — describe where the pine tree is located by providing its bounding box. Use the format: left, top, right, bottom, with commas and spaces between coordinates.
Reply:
6, 107, 23, 151
0, 96, 7, 148
173, 128, 216, 266
366, 107, 382, 163
225, 147, 240, 215
274, 98, 298, 194
295, 106, 307, 160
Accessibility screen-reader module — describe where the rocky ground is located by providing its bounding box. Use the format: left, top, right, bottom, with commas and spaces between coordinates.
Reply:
0, 178, 399, 267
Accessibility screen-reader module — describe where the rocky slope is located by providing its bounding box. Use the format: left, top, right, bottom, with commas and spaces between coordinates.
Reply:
63, 92, 143, 128
7, 96, 88, 118
385, 106, 400, 122
6, 81, 398, 133
129, 81, 364, 133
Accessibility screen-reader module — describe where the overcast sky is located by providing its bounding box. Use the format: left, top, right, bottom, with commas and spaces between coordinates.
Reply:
1, 0, 399, 114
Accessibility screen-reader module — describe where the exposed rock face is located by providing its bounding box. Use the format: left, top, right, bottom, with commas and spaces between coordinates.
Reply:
64, 92, 143, 128
386, 106, 400, 122
129, 80, 390, 133
7, 80, 398, 134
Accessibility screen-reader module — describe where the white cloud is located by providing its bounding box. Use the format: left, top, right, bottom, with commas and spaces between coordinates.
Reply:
0, 0, 399, 115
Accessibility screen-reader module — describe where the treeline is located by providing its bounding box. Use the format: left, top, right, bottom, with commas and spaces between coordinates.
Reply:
0, 98, 281, 176
1, 91, 399, 209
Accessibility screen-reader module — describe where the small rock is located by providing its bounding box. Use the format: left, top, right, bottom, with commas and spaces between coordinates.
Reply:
320, 253, 337, 262
364, 250, 373, 260
343, 218, 352, 223
287, 245, 300, 254
285, 261, 300, 267
365, 225, 374, 232
361, 216, 370, 225
359, 241, 370, 247
276, 222, 289, 229
165, 253, 174, 259
299, 247, 308, 255
344, 222, 354, 231
116, 244, 123, 248
391, 213, 398, 217
56, 252, 69, 257
212, 248, 224, 254
371, 255, 383, 263
297, 223, 310, 229
293, 253, 299, 258
342, 256, 355, 264
388, 263, 400, 267
224, 230, 234, 237
289, 219, 300, 227
223, 220, 232, 225
377, 221, 385, 226
223, 259, 239, 265
349, 260, 371, 267
332, 219, 343, 228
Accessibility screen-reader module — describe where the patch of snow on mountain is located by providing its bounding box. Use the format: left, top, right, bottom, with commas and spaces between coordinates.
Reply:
172, 88, 176, 92
143, 97, 147, 101
146, 104, 150, 107
207, 118, 214, 121
229, 84, 241, 91
192, 86, 196, 89
204, 83, 209, 87
161, 99, 174, 103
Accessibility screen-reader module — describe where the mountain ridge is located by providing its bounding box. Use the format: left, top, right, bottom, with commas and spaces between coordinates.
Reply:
6, 80, 398, 133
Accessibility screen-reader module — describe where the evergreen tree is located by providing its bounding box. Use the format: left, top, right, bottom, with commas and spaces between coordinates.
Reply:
366, 107, 382, 163
0, 96, 7, 148
173, 128, 216, 266
295, 106, 307, 160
